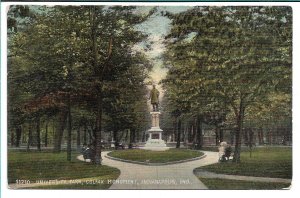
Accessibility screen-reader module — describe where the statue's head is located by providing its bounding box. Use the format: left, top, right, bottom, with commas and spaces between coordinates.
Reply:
153, 85, 156, 89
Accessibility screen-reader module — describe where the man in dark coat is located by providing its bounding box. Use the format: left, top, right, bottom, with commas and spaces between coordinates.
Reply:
149, 85, 159, 111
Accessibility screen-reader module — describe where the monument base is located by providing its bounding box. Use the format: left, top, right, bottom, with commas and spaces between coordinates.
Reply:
142, 141, 169, 151
142, 111, 169, 151
145, 139, 167, 147
143, 129, 168, 151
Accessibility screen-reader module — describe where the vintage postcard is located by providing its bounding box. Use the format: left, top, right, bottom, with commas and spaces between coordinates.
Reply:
2, 1, 294, 193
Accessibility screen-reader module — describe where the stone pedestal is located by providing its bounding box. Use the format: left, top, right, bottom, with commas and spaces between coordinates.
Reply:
144, 112, 167, 150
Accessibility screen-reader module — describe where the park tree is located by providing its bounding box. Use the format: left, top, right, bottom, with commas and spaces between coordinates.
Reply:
8, 5, 153, 164
8, 6, 80, 156
243, 91, 292, 145
85, 6, 153, 163
7, 5, 38, 147
163, 78, 196, 148
163, 6, 292, 162
103, 60, 150, 148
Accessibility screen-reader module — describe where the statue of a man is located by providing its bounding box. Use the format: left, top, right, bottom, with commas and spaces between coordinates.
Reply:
149, 85, 160, 112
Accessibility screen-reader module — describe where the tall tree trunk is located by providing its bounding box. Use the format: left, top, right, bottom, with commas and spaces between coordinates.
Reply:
173, 118, 177, 142
11, 130, 15, 147
192, 120, 197, 143
136, 128, 140, 142
233, 99, 245, 163
176, 117, 181, 148
215, 126, 220, 146
258, 127, 262, 145
131, 129, 136, 147
278, 127, 282, 144
77, 127, 81, 151
88, 129, 93, 144
188, 123, 193, 143
132, 129, 136, 143
67, 94, 72, 161
129, 129, 133, 149
15, 126, 22, 147
244, 128, 249, 146
22, 132, 26, 144
124, 129, 128, 142
53, 110, 68, 152
94, 93, 103, 164
282, 127, 288, 145
36, 117, 41, 151
45, 121, 48, 147
196, 115, 203, 149
184, 123, 188, 144
219, 128, 224, 143
230, 129, 235, 145
113, 130, 119, 149
249, 128, 253, 145
249, 128, 254, 158
130, 129, 135, 144
52, 119, 55, 146
83, 123, 87, 145
267, 128, 271, 145
260, 127, 264, 145
90, 6, 103, 165
142, 128, 146, 142
27, 122, 32, 151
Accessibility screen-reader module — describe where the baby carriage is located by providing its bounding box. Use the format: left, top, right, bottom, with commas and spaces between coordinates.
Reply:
82, 144, 95, 163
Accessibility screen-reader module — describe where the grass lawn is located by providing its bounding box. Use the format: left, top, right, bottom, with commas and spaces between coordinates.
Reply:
200, 146, 259, 152
8, 150, 120, 189
196, 147, 292, 179
108, 148, 204, 163
198, 177, 290, 190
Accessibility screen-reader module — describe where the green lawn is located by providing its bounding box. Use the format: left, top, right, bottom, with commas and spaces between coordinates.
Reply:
8, 150, 120, 189
201, 146, 258, 152
196, 147, 292, 179
198, 177, 290, 190
108, 148, 204, 163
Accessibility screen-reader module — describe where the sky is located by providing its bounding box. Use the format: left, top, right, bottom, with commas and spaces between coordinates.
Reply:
133, 6, 191, 96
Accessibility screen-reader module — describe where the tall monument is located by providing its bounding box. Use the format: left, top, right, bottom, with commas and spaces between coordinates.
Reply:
144, 85, 167, 150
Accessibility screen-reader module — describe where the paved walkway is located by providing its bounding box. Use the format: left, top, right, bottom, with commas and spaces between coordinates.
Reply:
78, 151, 219, 189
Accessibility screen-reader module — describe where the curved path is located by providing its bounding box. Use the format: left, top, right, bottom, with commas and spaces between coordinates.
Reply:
80, 151, 219, 189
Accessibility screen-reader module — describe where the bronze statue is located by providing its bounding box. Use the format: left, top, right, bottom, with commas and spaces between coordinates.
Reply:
149, 85, 159, 111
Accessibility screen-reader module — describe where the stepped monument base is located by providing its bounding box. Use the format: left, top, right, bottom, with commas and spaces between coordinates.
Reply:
143, 111, 168, 151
